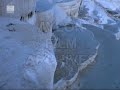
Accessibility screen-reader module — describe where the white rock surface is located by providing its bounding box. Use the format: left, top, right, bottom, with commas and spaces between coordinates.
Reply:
1, 0, 120, 89
36, 9, 53, 34
79, 0, 115, 24
0, 17, 57, 89
0, 0, 36, 19
56, 0, 82, 17
95, 0, 120, 11
35, 0, 55, 37
53, 5, 72, 28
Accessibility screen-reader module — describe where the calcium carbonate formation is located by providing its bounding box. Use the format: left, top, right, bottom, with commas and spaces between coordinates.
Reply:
56, 0, 82, 17
35, 0, 54, 34
0, 0, 36, 20
2, 0, 120, 90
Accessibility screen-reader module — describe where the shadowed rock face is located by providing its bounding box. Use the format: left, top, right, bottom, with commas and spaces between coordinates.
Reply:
53, 25, 99, 83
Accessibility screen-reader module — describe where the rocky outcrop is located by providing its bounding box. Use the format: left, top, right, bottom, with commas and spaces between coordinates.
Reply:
0, 17, 57, 89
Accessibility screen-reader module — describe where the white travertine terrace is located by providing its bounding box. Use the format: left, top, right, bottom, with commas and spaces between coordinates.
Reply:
0, 17, 57, 89
2, 0, 118, 89
56, 0, 82, 17
35, 0, 54, 34
0, 0, 57, 89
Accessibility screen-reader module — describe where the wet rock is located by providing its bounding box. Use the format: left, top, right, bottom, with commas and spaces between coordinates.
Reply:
103, 24, 119, 33
79, 23, 120, 90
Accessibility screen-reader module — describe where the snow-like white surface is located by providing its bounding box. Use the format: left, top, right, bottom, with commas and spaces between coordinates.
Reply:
0, 17, 25, 26
95, 0, 120, 11
0, 17, 57, 89
82, 0, 114, 24
53, 5, 71, 27
94, 4, 112, 24
83, 0, 95, 16
1, 0, 120, 89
